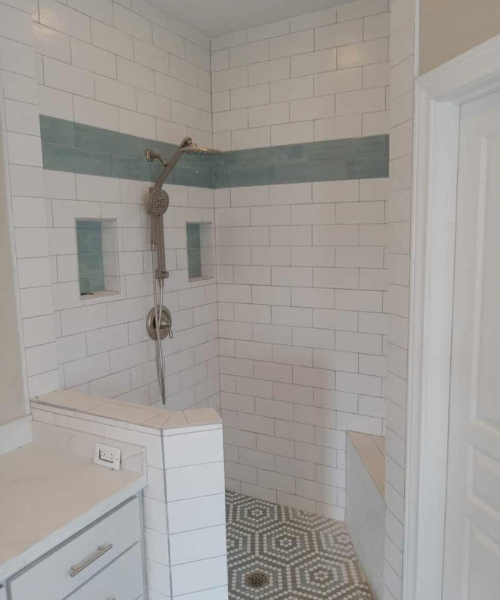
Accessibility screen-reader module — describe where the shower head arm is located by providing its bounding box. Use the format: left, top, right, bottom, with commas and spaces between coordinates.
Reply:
152, 160, 177, 192
149, 137, 194, 191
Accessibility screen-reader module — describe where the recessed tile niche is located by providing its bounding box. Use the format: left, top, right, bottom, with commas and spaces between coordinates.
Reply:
186, 222, 215, 281
76, 219, 120, 298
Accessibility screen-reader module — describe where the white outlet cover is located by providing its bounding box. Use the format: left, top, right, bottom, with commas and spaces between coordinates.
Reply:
94, 443, 121, 470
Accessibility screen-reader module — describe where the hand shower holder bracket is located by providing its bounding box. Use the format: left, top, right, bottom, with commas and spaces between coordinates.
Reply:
156, 269, 169, 280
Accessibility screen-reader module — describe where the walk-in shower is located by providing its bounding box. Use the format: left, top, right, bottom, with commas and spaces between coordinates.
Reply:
145, 137, 221, 405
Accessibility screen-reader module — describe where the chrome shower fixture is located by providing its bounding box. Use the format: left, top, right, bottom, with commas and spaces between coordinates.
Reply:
179, 144, 222, 156
146, 305, 172, 341
145, 149, 167, 167
145, 137, 221, 283
145, 136, 221, 405
145, 136, 222, 193
148, 188, 170, 216
147, 188, 169, 282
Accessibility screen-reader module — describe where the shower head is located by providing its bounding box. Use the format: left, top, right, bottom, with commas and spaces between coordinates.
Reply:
148, 187, 169, 283
146, 137, 222, 191
148, 188, 169, 216
179, 142, 222, 157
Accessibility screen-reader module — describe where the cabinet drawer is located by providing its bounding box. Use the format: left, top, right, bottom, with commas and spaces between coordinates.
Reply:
10, 497, 141, 600
68, 543, 144, 600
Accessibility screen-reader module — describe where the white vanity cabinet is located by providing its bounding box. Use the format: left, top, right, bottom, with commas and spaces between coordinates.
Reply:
7, 496, 145, 600
69, 543, 143, 600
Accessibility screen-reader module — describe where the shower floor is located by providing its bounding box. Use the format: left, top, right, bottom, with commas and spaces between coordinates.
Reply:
226, 491, 373, 600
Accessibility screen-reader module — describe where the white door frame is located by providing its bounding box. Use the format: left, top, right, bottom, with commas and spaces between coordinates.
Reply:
404, 33, 500, 600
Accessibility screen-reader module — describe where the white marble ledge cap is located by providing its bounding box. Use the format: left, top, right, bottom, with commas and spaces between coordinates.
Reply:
32, 390, 222, 432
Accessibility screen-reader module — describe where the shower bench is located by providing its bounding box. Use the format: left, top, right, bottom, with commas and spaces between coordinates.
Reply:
346, 431, 386, 600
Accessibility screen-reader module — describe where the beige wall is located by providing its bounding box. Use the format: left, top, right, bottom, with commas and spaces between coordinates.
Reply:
420, 0, 500, 74
0, 124, 26, 425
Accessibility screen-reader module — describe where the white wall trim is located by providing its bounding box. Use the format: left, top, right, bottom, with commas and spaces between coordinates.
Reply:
404, 32, 500, 600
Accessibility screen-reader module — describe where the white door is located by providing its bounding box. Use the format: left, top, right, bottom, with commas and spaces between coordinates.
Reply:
442, 90, 500, 599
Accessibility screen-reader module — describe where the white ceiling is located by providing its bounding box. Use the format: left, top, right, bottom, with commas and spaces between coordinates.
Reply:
152, 0, 358, 38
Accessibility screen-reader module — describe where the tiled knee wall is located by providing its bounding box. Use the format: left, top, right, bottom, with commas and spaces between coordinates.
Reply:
217, 179, 388, 519
31, 408, 228, 600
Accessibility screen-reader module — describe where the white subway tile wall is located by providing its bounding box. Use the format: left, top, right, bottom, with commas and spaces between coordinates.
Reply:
164, 424, 228, 600
217, 178, 388, 518
46, 172, 220, 409
210, 0, 390, 150
0, 1, 59, 398
35, 0, 212, 145
0, 4, 405, 597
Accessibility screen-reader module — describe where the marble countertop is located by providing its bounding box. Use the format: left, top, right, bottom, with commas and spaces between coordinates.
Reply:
33, 390, 222, 433
0, 443, 146, 582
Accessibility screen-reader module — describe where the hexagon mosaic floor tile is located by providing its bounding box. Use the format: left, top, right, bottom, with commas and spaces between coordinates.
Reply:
226, 491, 373, 600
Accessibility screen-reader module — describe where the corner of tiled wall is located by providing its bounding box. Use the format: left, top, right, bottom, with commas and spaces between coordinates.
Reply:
27, 0, 221, 410
0, 0, 60, 399
163, 425, 228, 600
143, 422, 229, 600
385, 0, 416, 598
33, 0, 212, 147
210, 0, 390, 151
209, 0, 391, 519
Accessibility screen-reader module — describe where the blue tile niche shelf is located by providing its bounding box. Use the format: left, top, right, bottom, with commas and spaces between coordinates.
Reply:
186, 222, 215, 281
76, 219, 120, 297
40, 116, 389, 189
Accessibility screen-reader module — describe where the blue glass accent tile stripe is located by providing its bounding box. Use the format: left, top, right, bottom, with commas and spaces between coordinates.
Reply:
40, 116, 214, 189
212, 135, 389, 188
40, 116, 389, 189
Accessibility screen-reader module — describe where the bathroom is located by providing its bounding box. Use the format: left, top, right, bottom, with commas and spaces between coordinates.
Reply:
1, 0, 499, 599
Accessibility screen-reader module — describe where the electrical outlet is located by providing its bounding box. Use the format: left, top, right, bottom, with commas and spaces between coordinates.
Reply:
94, 443, 121, 470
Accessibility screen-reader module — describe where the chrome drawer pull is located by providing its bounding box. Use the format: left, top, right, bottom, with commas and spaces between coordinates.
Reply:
69, 543, 113, 577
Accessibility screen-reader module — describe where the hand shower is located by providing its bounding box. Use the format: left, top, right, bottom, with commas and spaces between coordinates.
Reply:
145, 137, 221, 405
147, 188, 169, 281
149, 188, 170, 215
